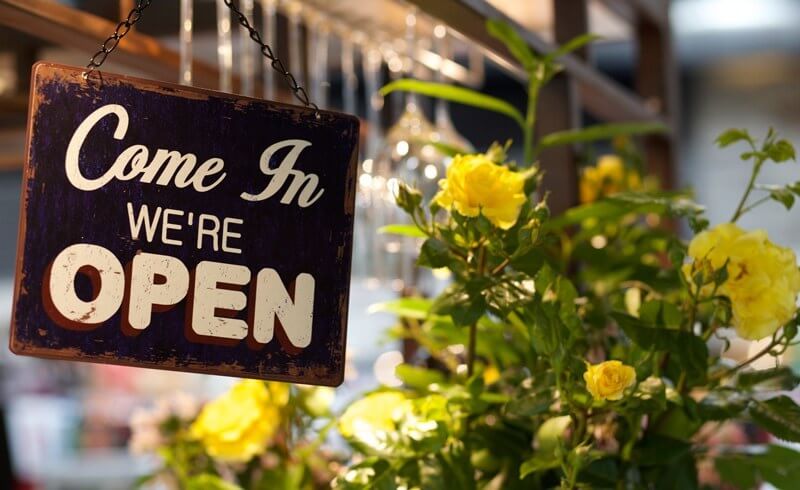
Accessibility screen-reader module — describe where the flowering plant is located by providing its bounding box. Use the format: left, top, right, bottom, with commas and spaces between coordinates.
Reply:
132, 382, 338, 489
332, 21, 800, 490
132, 20, 800, 490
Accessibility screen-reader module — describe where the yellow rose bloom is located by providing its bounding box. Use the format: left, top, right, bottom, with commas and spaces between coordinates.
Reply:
584, 360, 637, 401
338, 391, 411, 439
579, 155, 641, 203
190, 380, 289, 462
684, 223, 800, 340
433, 153, 526, 230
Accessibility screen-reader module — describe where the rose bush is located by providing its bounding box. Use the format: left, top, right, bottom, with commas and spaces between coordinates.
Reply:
131, 19, 800, 490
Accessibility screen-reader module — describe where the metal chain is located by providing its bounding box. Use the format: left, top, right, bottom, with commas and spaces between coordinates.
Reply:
82, 0, 152, 80
82, 0, 319, 117
223, 0, 320, 116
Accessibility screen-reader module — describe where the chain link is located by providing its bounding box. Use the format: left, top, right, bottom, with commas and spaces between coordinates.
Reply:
82, 0, 319, 118
83, 0, 152, 80
223, 0, 320, 117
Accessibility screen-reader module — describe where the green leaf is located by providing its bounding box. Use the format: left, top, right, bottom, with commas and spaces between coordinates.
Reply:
715, 456, 758, 489
739, 366, 800, 391
437, 448, 477, 490
185, 475, 243, 490
256, 464, 306, 490
432, 284, 486, 326
395, 364, 446, 390
543, 33, 601, 63
504, 391, 553, 417
535, 415, 572, 455
578, 458, 619, 487
537, 122, 668, 150
378, 224, 427, 238
716, 128, 752, 148
520, 454, 560, 478
418, 238, 451, 268
766, 139, 796, 163
547, 191, 704, 229
751, 445, 800, 488
486, 19, 537, 71
380, 79, 525, 129
716, 445, 800, 489
368, 297, 433, 320
750, 395, 800, 442
635, 434, 692, 466
334, 458, 396, 490
427, 140, 470, 158
697, 391, 748, 421
639, 300, 682, 330
757, 184, 796, 209
612, 312, 708, 384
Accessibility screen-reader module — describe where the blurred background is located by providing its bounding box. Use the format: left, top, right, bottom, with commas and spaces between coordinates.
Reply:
0, 0, 798, 487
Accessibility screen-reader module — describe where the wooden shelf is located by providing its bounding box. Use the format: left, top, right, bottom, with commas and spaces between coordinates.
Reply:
406, 0, 670, 127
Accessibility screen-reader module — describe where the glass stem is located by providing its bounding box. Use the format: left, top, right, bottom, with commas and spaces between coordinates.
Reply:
215, 0, 233, 93
179, 0, 193, 86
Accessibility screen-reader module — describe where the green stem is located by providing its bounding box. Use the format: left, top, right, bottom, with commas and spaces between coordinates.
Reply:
467, 321, 478, 377
467, 245, 487, 377
738, 195, 771, 216
621, 414, 643, 462
702, 324, 720, 342
710, 334, 782, 382
572, 410, 588, 447
731, 158, 765, 222
523, 78, 540, 166
677, 275, 703, 393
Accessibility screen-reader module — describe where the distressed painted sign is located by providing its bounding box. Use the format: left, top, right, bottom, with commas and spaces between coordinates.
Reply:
10, 63, 359, 386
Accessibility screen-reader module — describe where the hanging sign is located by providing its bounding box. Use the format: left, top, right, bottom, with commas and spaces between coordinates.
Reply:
10, 63, 359, 386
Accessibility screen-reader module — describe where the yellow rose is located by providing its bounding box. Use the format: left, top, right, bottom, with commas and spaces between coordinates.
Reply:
338, 391, 411, 439
684, 223, 800, 340
579, 155, 641, 203
433, 153, 526, 230
190, 380, 289, 462
584, 360, 637, 401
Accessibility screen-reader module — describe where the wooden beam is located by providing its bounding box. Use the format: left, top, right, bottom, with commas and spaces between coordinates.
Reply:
536, 0, 587, 213
636, 3, 678, 190
598, 0, 668, 28
0, 0, 220, 89
406, 0, 668, 126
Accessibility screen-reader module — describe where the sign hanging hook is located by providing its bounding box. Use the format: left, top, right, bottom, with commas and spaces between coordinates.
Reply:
82, 0, 320, 119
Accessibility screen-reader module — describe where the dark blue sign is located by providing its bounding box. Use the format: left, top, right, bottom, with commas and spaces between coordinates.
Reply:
10, 63, 359, 386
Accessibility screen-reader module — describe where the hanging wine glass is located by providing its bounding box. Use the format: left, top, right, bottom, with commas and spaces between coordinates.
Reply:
179, 0, 193, 86
260, 0, 277, 101
215, 0, 233, 93
358, 44, 389, 288
237, 0, 256, 96
372, 8, 446, 294
307, 11, 330, 109
287, 1, 305, 90
432, 24, 473, 156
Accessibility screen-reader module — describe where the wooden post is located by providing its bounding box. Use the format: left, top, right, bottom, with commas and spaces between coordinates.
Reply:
536, 0, 588, 213
635, 1, 678, 190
